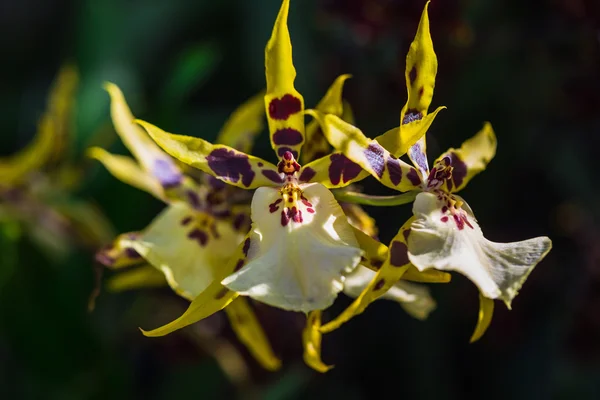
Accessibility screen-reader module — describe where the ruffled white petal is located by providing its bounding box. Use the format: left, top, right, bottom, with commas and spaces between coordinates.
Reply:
124, 203, 243, 300
222, 183, 362, 313
407, 192, 552, 307
343, 266, 436, 320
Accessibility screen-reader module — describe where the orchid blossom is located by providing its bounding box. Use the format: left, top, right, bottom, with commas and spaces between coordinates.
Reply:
132, 0, 438, 372
0, 65, 112, 258
89, 83, 282, 371
310, 2, 552, 342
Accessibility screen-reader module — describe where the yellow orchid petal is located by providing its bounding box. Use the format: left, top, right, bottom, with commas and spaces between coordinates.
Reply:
140, 231, 253, 337
45, 64, 78, 163
375, 106, 445, 157
296, 154, 369, 189
307, 110, 423, 192
302, 74, 352, 164
343, 202, 378, 238
224, 297, 281, 371
96, 232, 145, 269
0, 114, 55, 184
106, 264, 167, 292
88, 147, 163, 199
408, 192, 552, 308
402, 266, 452, 283
343, 266, 436, 320
137, 120, 283, 189
320, 218, 414, 333
215, 92, 265, 153
222, 183, 362, 313
264, 0, 305, 159
124, 203, 244, 301
105, 82, 184, 190
470, 293, 494, 343
435, 122, 497, 193
302, 310, 333, 373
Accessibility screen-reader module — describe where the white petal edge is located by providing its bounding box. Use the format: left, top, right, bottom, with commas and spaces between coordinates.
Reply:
407, 192, 552, 307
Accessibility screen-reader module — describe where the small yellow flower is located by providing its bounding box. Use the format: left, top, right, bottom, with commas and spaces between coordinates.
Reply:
310, 2, 552, 342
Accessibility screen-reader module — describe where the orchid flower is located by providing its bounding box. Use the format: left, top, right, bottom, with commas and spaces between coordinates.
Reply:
310, 2, 552, 342
0, 65, 113, 258
131, 0, 435, 372
89, 83, 281, 371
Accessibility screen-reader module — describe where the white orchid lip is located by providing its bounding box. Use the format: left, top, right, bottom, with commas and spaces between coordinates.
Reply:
222, 181, 363, 313
407, 192, 552, 306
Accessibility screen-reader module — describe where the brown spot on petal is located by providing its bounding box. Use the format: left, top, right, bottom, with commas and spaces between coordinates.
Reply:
386, 157, 402, 185
242, 238, 251, 256
298, 167, 316, 183
402, 228, 411, 241
402, 109, 423, 125
180, 216, 193, 226
409, 66, 417, 85
328, 153, 363, 185
261, 169, 284, 184
268, 94, 302, 120
449, 152, 467, 188
407, 168, 421, 186
374, 278, 385, 291
389, 241, 409, 267
234, 259, 245, 272
207, 148, 255, 187
215, 288, 229, 300
187, 229, 208, 246
273, 128, 303, 146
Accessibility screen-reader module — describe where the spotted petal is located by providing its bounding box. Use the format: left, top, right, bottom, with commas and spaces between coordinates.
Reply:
320, 218, 413, 333
137, 120, 283, 189
224, 297, 281, 371
343, 266, 436, 320
216, 92, 265, 153
105, 83, 184, 190
308, 110, 423, 192
124, 203, 243, 301
222, 183, 362, 313
408, 192, 552, 307
301, 74, 351, 164
435, 122, 497, 193
264, 0, 305, 159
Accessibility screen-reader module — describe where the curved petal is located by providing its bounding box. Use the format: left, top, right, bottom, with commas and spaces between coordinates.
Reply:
343, 266, 436, 320
302, 310, 333, 373
224, 297, 281, 371
470, 293, 494, 343
408, 192, 552, 307
105, 83, 184, 190
222, 183, 362, 313
264, 0, 305, 159
307, 110, 423, 192
137, 120, 283, 189
342, 202, 378, 238
88, 147, 163, 199
140, 231, 254, 337
125, 203, 244, 301
45, 64, 78, 164
216, 92, 265, 153
302, 74, 351, 164
435, 122, 497, 193
320, 218, 413, 333
106, 264, 167, 292
297, 153, 369, 189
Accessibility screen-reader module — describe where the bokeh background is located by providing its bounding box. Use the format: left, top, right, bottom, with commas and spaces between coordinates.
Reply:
1, 0, 600, 398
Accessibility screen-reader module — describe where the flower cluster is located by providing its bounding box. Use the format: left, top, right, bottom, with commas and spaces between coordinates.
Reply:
86, 0, 551, 373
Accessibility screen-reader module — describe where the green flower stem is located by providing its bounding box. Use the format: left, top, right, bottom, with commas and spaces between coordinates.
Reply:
333, 190, 419, 207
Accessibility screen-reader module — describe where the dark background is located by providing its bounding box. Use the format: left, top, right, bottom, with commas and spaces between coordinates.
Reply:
1, 0, 599, 398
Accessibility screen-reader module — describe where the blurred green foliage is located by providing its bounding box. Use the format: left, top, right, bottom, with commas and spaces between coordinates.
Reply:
1, 0, 600, 399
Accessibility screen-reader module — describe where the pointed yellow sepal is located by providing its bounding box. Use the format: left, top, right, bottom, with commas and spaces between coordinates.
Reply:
225, 297, 281, 371
303, 310, 333, 373
470, 293, 495, 343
